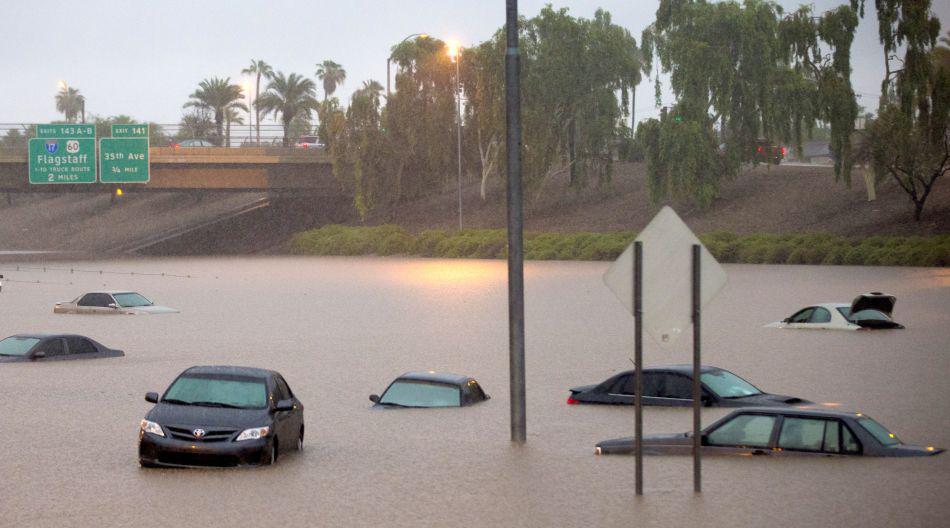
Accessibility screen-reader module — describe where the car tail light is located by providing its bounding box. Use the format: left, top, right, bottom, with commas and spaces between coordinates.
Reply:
567, 396, 579, 405
781, 147, 787, 156
757, 146, 763, 153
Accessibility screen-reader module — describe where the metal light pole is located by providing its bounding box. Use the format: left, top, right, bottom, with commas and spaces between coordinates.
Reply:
450, 43, 463, 231
505, 0, 526, 444
387, 33, 429, 99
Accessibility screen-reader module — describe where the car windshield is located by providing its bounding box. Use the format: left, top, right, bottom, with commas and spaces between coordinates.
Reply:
838, 308, 891, 322
858, 416, 901, 446
701, 370, 762, 398
0, 337, 39, 356
379, 381, 460, 407
112, 292, 152, 307
163, 375, 267, 409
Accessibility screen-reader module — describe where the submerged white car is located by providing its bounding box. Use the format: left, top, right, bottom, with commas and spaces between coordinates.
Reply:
54, 291, 179, 315
767, 293, 903, 331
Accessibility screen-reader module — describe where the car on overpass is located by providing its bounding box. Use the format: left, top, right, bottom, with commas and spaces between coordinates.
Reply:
54, 291, 178, 315
173, 139, 214, 148
0, 333, 124, 362
567, 365, 810, 408
295, 135, 324, 149
594, 407, 944, 457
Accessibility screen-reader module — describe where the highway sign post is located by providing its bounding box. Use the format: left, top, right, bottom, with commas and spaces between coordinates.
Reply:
100, 124, 149, 183
603, 206, 727, 495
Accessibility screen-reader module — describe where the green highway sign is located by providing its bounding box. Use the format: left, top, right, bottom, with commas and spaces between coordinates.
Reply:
28, 137, 97, 184
35, 124, 95, 139
111, 124, 148, 138
100, 124, 149, 183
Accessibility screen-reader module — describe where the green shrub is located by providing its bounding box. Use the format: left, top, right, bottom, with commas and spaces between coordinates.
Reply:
288, 227, 949, 266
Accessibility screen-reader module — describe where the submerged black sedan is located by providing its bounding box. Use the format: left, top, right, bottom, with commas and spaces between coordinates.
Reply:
568, 365, 810, 407
595, 408, 944, 457
0, 334, 124, 362
139, 366, 304, 468
370, 371, 490, 408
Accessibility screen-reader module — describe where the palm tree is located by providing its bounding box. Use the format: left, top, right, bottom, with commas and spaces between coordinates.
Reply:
241, 59, 274, 146
315, 60, 346, 103
257, 72, 319, 146
55, 87, 85, 123
224, 106, 246, 147
183, 77, 247, 146
360, 80, 384, 114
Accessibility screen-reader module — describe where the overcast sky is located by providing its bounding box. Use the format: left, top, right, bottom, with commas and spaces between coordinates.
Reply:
1, 1, 947, 127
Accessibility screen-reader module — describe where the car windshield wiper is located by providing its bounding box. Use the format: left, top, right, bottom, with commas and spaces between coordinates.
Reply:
377, 401, 413, 408
723, 393, 761, 399
189, 401, 247, 409
162, 398, 195, 405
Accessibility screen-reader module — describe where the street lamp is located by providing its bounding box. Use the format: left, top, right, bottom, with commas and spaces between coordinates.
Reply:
387, 33, 429, 99
447, 40, 463, 231
242, 80, 253, 147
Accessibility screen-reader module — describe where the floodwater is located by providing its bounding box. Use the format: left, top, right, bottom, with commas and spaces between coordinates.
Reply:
1, 257, 948, 527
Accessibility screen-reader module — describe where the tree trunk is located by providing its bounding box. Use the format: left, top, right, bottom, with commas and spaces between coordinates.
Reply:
568, 117, 577, 186
255, 74, 261, 146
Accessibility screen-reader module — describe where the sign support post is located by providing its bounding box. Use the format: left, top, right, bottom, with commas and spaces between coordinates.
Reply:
692, 244, 702, 493
634, 241, 644, 495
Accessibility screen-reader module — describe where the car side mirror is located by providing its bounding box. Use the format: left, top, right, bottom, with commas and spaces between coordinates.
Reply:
274, 399, 294, 412
31, 350, 46, 360
369, 394, 380, 404
108, 303, 118, 309
145, 392, 159, 403
782, 317, 791, 323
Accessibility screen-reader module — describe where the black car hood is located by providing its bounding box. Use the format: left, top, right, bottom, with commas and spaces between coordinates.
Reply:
596, 433, 691, 454
724, 393, 811, 407
146, 402, 271, 429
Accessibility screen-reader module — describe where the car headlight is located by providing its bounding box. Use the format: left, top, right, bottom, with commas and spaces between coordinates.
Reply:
236, 426, 269, 442
140, 419, 164, 437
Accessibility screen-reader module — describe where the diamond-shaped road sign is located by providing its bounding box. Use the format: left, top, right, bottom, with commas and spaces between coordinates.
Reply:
603, 206, 727, 348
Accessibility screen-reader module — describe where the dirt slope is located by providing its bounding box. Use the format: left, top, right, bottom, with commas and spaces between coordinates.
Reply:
367, 162, 949, 236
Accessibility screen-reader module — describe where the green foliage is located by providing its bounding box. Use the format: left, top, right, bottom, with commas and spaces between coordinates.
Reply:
257, 72, 319, 146
315, 60, 347, 100
289, 227, 950, 267
863, 3, 948, 221
54, 86, 85, 123
183, 77, 247, 146
639, 0, 860, 207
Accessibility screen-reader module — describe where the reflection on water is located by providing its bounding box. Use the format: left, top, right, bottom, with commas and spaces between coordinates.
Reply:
0, 257, 947, 527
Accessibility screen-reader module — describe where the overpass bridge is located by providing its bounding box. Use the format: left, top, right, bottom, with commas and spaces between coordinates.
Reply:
0, 147, 339, 194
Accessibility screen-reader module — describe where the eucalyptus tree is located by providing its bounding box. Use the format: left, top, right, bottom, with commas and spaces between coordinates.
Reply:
257, 72, 319, 146
385, 37, 458, 204
862, 1, 947, 220
461, 7, 641, 199
241, 59, 274, 145
183, 77, 247, 146
55, 86, 85, 123
637, 0, 860, 208
332, 79, 390, 218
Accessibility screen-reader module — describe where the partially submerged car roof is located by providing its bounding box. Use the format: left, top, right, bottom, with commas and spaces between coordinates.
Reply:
8, 333, 90, 339
397, 371, 474, 386
731, 406, 863, 419
182, 365, 274, 379
851, 292, 896, 316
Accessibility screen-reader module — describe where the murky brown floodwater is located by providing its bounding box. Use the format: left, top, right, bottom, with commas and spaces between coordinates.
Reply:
1, 257, 948, 527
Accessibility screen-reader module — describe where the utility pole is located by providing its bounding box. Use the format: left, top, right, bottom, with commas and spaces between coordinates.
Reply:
505, 0, 526, 444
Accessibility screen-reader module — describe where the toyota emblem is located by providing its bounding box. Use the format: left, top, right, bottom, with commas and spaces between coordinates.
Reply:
192, 428, 206, 438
